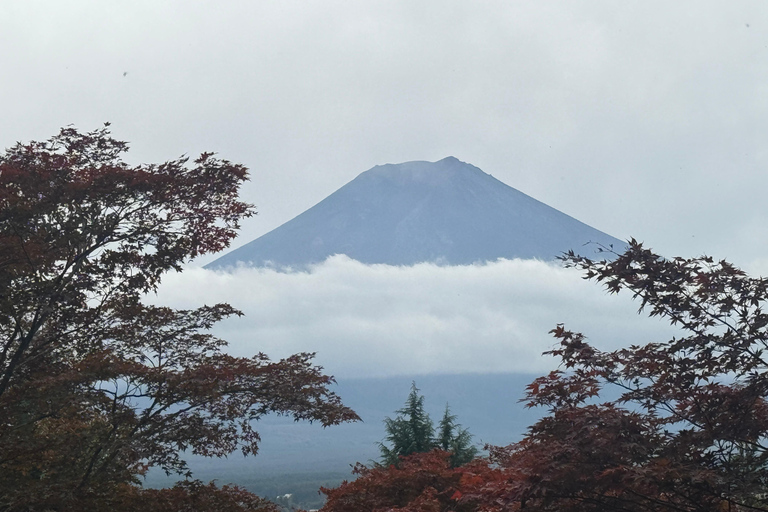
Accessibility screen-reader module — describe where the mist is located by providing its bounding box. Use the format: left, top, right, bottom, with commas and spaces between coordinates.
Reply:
149, 255, 679, 379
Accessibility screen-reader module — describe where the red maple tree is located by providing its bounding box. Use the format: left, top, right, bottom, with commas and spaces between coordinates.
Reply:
473, 241, 768, 511
0, 126, 358, 510
321, 450, 504, 512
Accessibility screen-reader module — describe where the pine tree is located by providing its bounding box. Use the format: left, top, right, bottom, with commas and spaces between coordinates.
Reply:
379, 383, 435, 466
437, 404, 478, 467
379, 383, 477, 468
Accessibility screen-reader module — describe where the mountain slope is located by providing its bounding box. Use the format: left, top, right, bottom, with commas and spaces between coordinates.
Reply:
207, 157, 623, 269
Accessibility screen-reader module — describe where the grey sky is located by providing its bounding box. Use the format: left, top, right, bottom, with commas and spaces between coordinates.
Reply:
4, 1, 768, 270
5, 1, 766, 380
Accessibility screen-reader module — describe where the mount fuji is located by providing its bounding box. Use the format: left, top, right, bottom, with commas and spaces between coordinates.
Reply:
206, 157, 624, 269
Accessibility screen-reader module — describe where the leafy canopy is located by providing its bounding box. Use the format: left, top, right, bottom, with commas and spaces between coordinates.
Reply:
321, 451, 496, 512
479, 241, 768, 511
0, 126, 358, 511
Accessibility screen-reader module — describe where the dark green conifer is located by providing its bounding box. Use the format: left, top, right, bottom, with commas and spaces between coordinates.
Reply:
379, 383, 477, 467
437, 404, 478, 467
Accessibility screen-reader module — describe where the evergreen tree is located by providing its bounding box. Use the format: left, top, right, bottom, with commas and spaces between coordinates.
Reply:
437, 404, 478, 467
379, 383, 434, 466
379, 383, 477, 468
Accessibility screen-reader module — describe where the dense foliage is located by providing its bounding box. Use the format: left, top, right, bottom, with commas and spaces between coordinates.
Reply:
0, 126, 358, 510
481, 242, 768, 511
321, 450, 501, 512
379, 383, 478, 468
459, 242, 768, 511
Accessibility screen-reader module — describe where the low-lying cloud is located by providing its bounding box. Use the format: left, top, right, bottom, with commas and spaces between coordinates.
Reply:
148, 256, 678, 379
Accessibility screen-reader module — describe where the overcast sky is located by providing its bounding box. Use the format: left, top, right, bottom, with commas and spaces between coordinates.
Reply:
4, 2, 767, 377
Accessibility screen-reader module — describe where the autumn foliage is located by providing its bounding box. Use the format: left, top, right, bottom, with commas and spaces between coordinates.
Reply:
321, 450, 504, 512
471, 242, 768, 511
0, 126, 358, 510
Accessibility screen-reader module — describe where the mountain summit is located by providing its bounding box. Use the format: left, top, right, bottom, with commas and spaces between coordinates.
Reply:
206, 157, 624, 269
